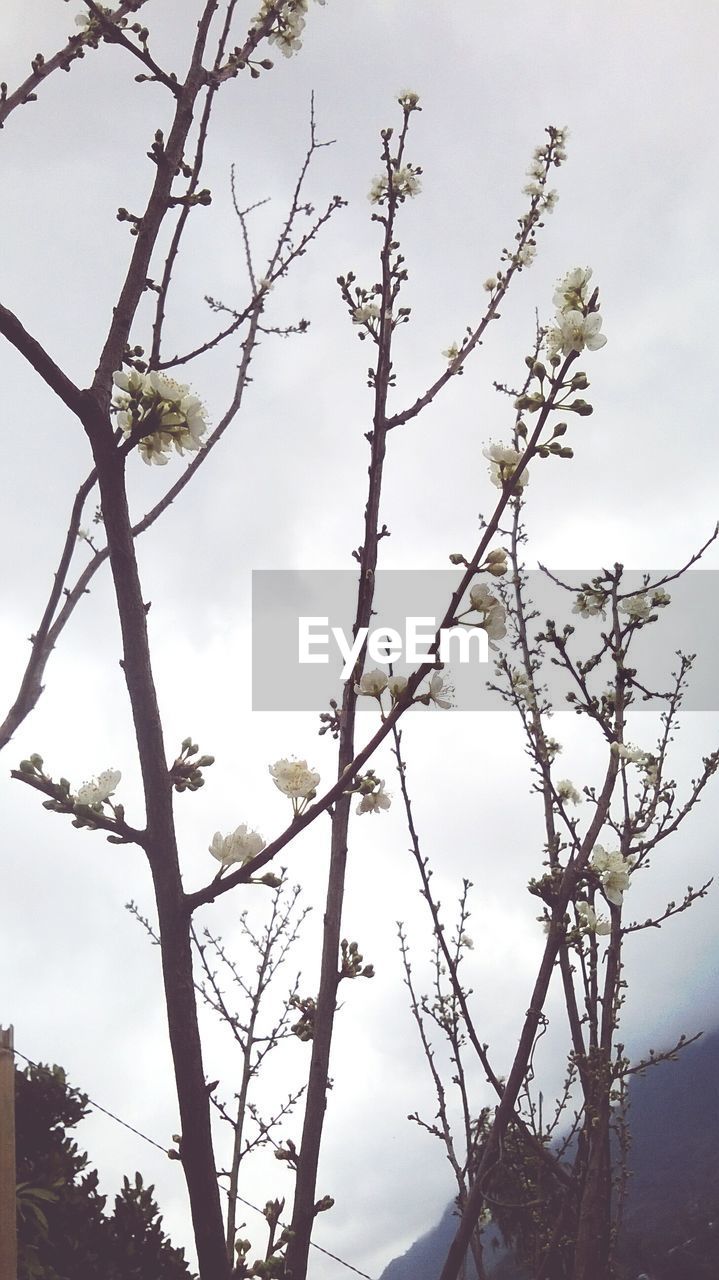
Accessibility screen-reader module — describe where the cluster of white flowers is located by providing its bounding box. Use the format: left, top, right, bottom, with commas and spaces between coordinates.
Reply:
511, 669, 536, 708
356, 776, 391, 815
368, 163, 422, 205
209, 824, 265, 867
592, 845, 634, 906
573, 588, 607, 619
355, 670, 408, 701
556, 778, 583, 806
468, 583, 507, 641
619, 587, 671, 622
252, 0, 326, 57
515, 242, 537, 267
75, 768, 121, 808
112, 369, 208, 466
484, 442, 529, 491
577, 901, 612, 936
353, 302, 381, 324
545, 266, 607, 359
613, 742, 659, 786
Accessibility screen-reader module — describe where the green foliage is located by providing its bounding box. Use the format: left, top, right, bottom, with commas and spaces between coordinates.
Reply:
15, 1061, 194, 1280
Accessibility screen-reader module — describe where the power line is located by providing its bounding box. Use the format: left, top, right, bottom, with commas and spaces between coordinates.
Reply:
15, 1047, 169, 1155
13, 1046, 377, 1280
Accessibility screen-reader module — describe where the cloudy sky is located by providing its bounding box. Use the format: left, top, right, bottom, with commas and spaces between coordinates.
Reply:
2, 2, 719, 1277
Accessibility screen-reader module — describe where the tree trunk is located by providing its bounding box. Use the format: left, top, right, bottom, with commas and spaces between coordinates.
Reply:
89, 420, 230, 1280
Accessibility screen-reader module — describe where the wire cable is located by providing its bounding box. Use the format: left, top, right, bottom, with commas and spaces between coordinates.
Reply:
13, 1046, 377, 1280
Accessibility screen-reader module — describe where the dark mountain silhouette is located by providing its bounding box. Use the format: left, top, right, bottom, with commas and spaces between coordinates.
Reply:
380, 1027, 719, 1280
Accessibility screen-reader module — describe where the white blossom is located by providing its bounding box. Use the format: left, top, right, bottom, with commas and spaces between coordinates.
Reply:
511, 669, 536, 707
485, 548, 508, 577
397, 88, 420, 109
612, 743, 659, 786
112, 368, 209, 466
553, 267, 593, 313
209, 824, 265, 867
484, 442, 529, 490
355, 669, 388, 698
426, 672, 453, 709
573, 589, 607, 619
619, 593, 652, 622
577, 901, 612, 936
546, 310, 607, 358
556, 778, 583, 806
387, 675, 408, 699
483, 276, 498, 292
76, 768, 121, 807
469, 583, 507, 641
515, 243, 537, 267
252, 0, 325, 58
442, 343, 461, 361
592, 845, 633, 906
353, 302, 381, 324
368, 164, 421, 205
269, 758, 320, 799
356, 780, 391, 815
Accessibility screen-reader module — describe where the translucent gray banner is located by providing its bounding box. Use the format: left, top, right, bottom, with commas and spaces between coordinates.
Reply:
251, 570, 718, 712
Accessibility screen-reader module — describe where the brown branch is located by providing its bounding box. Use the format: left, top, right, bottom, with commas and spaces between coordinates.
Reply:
0, 302, 85, 414
83, 0, 180, 94
0, 1, 151, 129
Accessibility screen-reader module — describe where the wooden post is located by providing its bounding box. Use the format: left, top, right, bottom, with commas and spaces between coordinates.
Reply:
0, 1026, 16, 1280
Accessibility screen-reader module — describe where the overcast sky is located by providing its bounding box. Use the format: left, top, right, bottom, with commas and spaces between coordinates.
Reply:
2, 2, 719, 1277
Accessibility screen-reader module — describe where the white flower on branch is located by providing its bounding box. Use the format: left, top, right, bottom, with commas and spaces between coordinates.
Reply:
515, 242, 537, 267
355, 669, 389, 698
592, 845, 633, 906
619, 593, 652, 621
553, 266, 594, 313
546, 310, 607, 358
577, 901, 612, 936
484, 442, 529, 490
485, 548, 508, 576
75, 768, 121, 807
353, 302, 381, 324
425, 672, 453, 709
468, 583, 507, 641
612, 743, 659, 786
269, 758, 320, 800
356, 779, 391, 815
112, 369, 209, 466
397, 88, 420, 110
368, 163, 422, 205
573, 588, 607, 619
387, 675, 408, 699
252, 0, 326, 58
556, 778, 583, 806
209, 824, 265, 866
511, 669, 536, 707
